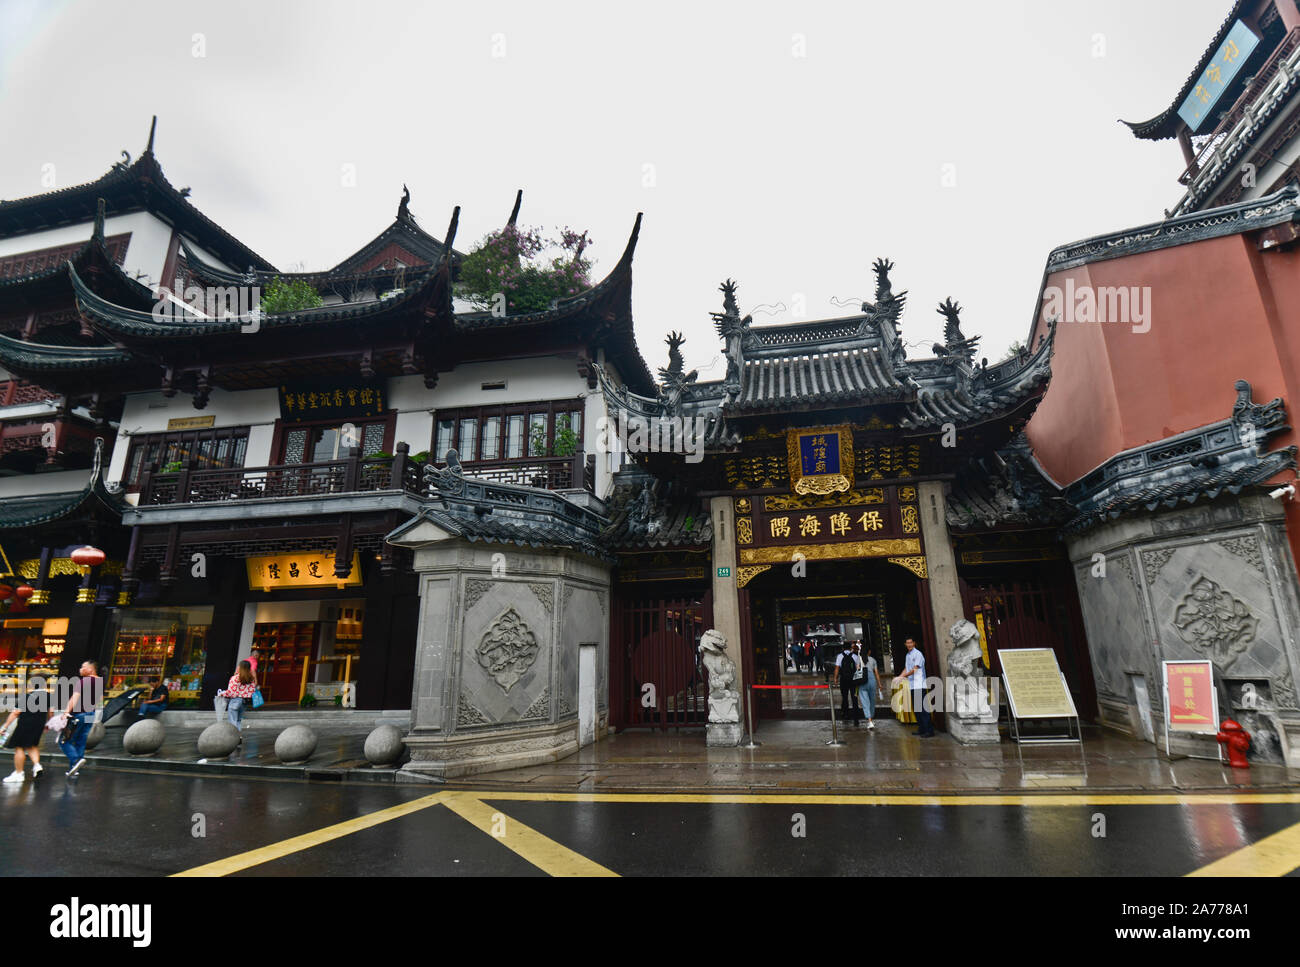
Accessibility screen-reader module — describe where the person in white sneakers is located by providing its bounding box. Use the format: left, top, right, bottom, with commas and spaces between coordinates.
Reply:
3, 676, 51, 782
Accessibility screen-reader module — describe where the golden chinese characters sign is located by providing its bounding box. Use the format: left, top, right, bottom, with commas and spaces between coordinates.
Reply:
998, 648, 1076, 719
246, 552, 363, 591
278, 381, 386, 420
737, 484, 919, 566
786, 425, 854, 495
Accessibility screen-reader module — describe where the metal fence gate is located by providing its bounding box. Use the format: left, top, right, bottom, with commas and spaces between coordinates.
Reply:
612, 591, 713, 729
960, 570, 1097, 720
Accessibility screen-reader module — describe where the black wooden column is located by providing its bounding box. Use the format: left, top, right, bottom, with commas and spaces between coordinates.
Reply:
61, 564, 102, 676
200, 557, 249, 708
357, 569, 419, 710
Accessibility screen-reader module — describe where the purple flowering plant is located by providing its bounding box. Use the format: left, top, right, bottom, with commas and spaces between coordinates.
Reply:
456, 224, 593, 313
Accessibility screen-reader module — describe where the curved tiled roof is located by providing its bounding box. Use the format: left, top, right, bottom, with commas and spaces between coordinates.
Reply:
1063, 447, 1296, 533
733, 345, 912, 412
0, 200, 156, 317
0, 137, 273, 272
68, 250, 452, 341
601, 474, 713, 550
0, 332, 135, 373
899, 322, 1055, 431
0, 440, 127, 530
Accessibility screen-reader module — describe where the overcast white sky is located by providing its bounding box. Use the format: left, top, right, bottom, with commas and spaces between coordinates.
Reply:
0, 0, 1228, 377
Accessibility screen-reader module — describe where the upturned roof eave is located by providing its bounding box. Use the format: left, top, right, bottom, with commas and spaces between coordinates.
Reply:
1119, 0, 1252, 141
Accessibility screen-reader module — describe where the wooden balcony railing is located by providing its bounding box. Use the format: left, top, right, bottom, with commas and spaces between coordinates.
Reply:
137, 444, 423, 506
455, 452, 586, 490
135, 445, 592, 506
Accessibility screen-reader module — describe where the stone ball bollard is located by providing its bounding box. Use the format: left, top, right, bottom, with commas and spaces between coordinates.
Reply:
84, 722, 106, 750
197, 722, 241, 759
122, 718, 165, 756
364, 724, 405, 766
275, 724, 318, 764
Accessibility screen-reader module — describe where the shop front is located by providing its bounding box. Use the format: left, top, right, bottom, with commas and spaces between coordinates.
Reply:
0, 617, 69, 701
243, 551, 365, 706
103, 606, 212, 707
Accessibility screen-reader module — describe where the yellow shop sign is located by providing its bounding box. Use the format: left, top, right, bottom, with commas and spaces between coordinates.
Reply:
246, 552, 363, 591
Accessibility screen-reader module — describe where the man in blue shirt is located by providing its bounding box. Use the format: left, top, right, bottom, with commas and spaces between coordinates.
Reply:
900, 637, 935, 737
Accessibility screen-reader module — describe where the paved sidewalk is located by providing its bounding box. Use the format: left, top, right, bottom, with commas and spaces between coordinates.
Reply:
443, 720, 1300, 795
65, 715, 1300, 794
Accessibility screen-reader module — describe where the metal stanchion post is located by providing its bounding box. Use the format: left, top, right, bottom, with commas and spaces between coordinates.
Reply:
741, 686, 760, 748
826, 682, 845, 747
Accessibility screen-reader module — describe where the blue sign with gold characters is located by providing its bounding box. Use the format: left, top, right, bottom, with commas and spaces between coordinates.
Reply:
786, 424, 854, 495
1178, 20, 1260, 133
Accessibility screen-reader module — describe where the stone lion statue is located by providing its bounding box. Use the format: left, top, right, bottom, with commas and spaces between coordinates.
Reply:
947, 618, 992, 718
698, 629, 736, 696
947, 619, 983, 678
698, 629, 740, 724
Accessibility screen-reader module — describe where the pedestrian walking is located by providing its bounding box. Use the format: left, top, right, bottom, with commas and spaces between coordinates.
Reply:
833, 641, 863, 727
2, 677, 51, 782
218, 660, 258, 733
899, 637, 935, 737
858, 646, 881, 730
59, 660, 102, 777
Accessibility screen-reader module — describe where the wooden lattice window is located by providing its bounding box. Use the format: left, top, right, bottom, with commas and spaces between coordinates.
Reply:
0, 233, 131, 279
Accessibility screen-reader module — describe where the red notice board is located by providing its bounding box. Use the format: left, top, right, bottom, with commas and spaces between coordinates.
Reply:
1163, 660, 1218, 734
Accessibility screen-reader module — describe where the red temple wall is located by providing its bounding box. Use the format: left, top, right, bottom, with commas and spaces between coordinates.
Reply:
1024, 231, 1300, 565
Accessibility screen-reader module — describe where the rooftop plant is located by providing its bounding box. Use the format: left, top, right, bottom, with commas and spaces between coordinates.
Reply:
456, 225, 592, 314
259, 276, 323, 314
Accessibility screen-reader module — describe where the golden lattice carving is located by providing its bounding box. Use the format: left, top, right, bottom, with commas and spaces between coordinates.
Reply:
899, 486, 918, 502
736, 565, 773, 589
886, 556, 928, 579
794, 474, 851, 495
902, 505, 919, 534
17, 558, 123, 579
736, 517, 753, 545
739, 539, 921, 565
782, 609, 875, 622
734, 497, 751, 515
763, 489, 884, 511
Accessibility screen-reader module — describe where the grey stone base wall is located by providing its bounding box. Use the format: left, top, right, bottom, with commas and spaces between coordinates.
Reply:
1068, 494, 1300, 767
399, 719, 580, 780
391, 532, 612, 778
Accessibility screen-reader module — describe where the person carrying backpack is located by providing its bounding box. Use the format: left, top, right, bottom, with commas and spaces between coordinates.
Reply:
832, 642, 863, 727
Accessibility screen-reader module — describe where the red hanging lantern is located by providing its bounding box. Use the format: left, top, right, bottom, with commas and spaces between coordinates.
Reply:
0, 585, 11, 600
14, 585, 34, 601
70, 546, 106, 569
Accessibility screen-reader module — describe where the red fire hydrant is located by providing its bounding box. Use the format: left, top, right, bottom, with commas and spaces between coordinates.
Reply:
1216, 718, 1251, 769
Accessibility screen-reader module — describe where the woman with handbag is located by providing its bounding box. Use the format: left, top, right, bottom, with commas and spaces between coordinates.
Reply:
217, 660, 258, 733
857, 646, 881, 731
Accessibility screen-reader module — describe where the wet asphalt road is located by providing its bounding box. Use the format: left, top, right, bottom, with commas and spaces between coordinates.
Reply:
2, 765, 1299, 877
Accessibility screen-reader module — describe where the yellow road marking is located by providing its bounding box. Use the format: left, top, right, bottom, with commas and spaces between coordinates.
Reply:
171, 791, 446, 877
440, 791, 619, 877
1187, 820, 1300, 877
172, 787, 1300, 878
458, 790, 1300, 807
